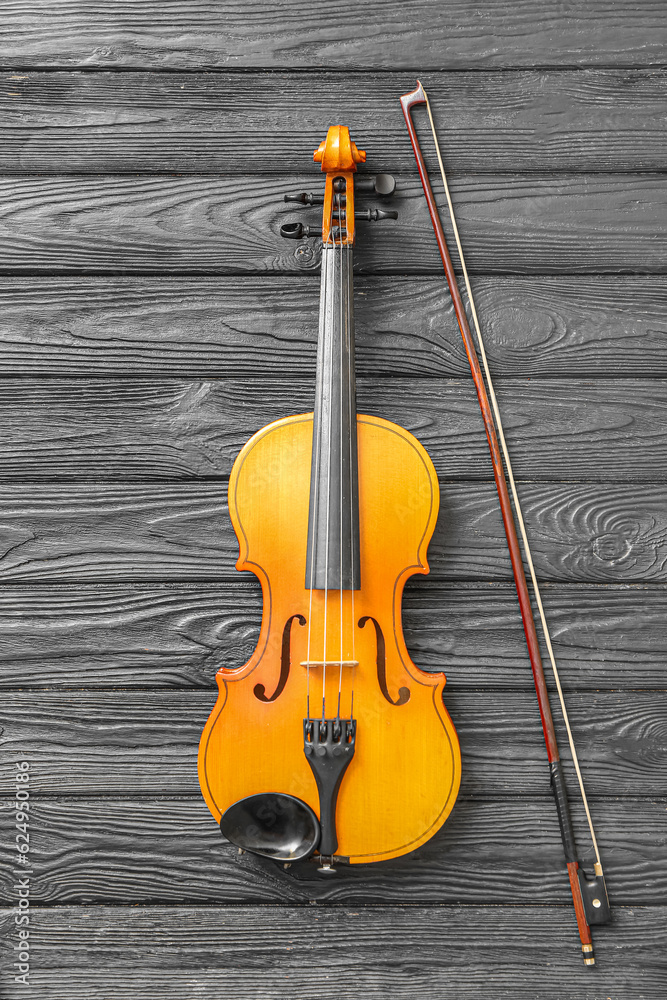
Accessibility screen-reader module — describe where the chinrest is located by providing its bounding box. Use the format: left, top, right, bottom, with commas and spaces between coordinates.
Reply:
220, 792, 320, 861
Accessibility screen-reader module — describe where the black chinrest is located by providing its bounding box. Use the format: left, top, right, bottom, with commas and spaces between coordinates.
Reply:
220, 792, 320, 862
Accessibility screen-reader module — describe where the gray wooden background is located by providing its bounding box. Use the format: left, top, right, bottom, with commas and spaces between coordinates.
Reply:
0, 2, 666, 997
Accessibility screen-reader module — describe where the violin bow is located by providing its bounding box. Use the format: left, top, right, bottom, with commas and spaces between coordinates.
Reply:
400, 80, 611, 965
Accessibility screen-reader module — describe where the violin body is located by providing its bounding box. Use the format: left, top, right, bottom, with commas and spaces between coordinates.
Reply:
199, 411, 461, 863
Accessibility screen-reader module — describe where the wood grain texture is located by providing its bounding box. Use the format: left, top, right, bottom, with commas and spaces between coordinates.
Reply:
0, 904, 663, 1000
0, 582, 664, 690
0, 377, 665, 481
1, 275, 666, 378
1, 1, 665, 69
0, 797, 667, 906
0, 795, 662, 905
0, 483, 663, 583
0, 690, 665, 796
2, 70, 667, 173
0, 174, 665, 275
1, 0, 664, 993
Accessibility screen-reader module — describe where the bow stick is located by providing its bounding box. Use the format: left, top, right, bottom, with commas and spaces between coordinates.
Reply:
400, 80, 611, 965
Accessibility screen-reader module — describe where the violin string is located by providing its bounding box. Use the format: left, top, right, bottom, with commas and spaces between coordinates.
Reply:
423, 87, 602, 869
305, 220, 329, 721
338, 180, 345, 720
322, 193, 337, 722
348, 184, 357, 723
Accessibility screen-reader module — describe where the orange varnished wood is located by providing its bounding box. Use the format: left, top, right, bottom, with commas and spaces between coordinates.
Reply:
198, 412, 461, 864
315, 125, 365, 245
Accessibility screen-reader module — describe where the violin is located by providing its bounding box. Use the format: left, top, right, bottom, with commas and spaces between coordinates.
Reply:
198, 126, 461, 868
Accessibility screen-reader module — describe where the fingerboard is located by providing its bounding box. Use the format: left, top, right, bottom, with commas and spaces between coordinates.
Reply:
305, 245, 361, 590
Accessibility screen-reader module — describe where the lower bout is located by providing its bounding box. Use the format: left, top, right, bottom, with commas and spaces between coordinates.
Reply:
200, 708, 461, 865
337, 726, 462, 863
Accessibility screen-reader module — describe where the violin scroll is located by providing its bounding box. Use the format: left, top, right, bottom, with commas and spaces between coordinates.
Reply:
282, 127, 397, 246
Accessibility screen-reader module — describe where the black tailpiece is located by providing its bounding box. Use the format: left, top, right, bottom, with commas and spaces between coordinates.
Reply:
304, 718, 356, 857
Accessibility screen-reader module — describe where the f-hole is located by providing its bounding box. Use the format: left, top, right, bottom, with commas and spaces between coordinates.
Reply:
254, 614, 306, 703
358, 616, 410, 706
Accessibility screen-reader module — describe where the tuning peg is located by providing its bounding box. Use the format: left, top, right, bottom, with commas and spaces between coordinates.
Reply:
280, 221, 322, 240
355, 208, 398, 222
355, 174, 396, 197
284, 175, 395, 207
284, 192, 324, 206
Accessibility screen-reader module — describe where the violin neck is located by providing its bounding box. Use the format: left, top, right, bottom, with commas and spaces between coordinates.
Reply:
306, 244, 361, 590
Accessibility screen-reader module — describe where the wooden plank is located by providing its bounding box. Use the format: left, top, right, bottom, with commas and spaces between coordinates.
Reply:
0, 377, 664, 481
0, 690, 664, 796
1, 7, 663, 999
0, 904, 662, 999
0, 583, 664, 690
2, 70, 667, 174
0, 794, 661, 905
0, 483, 663, 584
0, 174, 665, 275
1, 275, 665, 378
1, 1, 665, 69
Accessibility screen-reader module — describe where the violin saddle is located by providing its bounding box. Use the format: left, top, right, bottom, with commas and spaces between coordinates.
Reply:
220, 792, 320, 862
